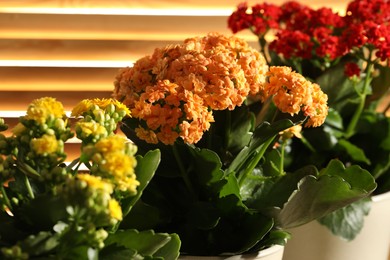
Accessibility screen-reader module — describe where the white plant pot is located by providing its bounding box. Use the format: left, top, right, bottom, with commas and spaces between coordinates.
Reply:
179, 245, 284, 260
282, 191, 390, 260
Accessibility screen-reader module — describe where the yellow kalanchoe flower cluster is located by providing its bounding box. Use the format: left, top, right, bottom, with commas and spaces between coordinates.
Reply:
114, 33, 328, 145
9, 97, 72, 174
25, 97, 66, 124
76, 173, 123, 221
91, 135, 140, 195
72, 98, 131, 139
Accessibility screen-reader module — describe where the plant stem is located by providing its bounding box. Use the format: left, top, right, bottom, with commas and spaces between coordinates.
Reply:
279, 142, 286, 175
238, 137, 275, 186
0, 185, 13, 212
345, 61, 374, 138
172, 145, 195, 198
23, 174, 35, 199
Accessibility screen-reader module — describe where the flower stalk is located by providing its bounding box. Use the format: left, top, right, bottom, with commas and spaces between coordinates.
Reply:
345, 61, 374, 138
172, 144, 195, 199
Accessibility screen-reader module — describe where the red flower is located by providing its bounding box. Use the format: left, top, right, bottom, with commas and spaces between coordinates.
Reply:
345, 0, 390, 24
344, 62, 361, 77
282, 5, 313, 32
340, 23, 367, 50
227, 2, 252, 33
270, 30, 313, 59
280, 1, 307, 22
251, 3, 282, 35
313, 7, 345, 29
312, 27, 343, 59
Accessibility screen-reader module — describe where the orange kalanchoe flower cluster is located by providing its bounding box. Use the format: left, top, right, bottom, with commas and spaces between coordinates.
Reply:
264, 66, 328, 127
114, 33, 268, 144
114, 33, 328, 145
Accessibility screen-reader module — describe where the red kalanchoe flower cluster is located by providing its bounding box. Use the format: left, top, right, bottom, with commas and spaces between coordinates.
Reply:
228, 0, 390, 75
228, 2, 282, 36
269, 30, 313, 60
344, 62, 361, 78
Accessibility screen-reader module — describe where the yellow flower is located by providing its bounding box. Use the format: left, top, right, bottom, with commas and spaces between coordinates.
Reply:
26, 97, 65, 124
99, 152, 136, 178
77, 173, 113, 194
72, 98, 131, 118
91, 98, 112, 109
95, 135, 126, 155
76, 121, 108, 138
116, 175, 140, 194
30, 134, 59, 155
279, 125, 303, 141
108, 199, 123, 221
71, 99, 93, 117
112, 99, 131, 117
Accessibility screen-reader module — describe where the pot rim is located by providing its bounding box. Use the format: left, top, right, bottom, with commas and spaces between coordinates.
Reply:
179, 245, 284, 259
256, 245, 284, 257
372, 189, 390, 202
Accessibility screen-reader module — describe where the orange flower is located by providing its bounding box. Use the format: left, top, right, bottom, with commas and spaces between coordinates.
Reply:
302, 83, 329, 127
135, 127, 159, 144
179, 120, 205, 144
113, 33, 325, 146
157, 125, 180, 145
264, 66, 328, 127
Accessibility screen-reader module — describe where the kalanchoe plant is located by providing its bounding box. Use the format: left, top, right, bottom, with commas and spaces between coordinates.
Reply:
228, 0, 390, 240
0, 97, 180, 259
113, 33, 377, 256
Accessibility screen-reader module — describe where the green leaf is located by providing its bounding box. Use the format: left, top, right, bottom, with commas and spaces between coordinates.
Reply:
316, 63, 361, 110
17, 195, 67, 230
213, 210, 274, 254
119, 201, 162, 230
188, 146, 224, 186
105, 229, 179, 258
245, 165, 318, 210
225, 106, 255, 153
153, 233, 181, 260
227, 119, 295, 176
249, 230, 291, 252
20, 231, 59, 256
319, 159, 377, 191
338, 139, 371, 165
274, 160, 376, 228
121, 149, 161, 216
318, 197, 372, 241
219, 174, 240, 198
187, 201, 220, 230
262, 149, 283, 177
324, 108, 344, 130
235, 213, 274, 254
100, 246, 138, 260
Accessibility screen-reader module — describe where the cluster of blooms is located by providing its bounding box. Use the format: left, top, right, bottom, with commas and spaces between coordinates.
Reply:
72, 98, 131, 141
265, 66, 328, 127
4, 97, 73, 182
0, 97, 138, 258
228, 0, 390, 76
114, 33, 328, 145
57, 173, 121, 250
71, 98, 139, 196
